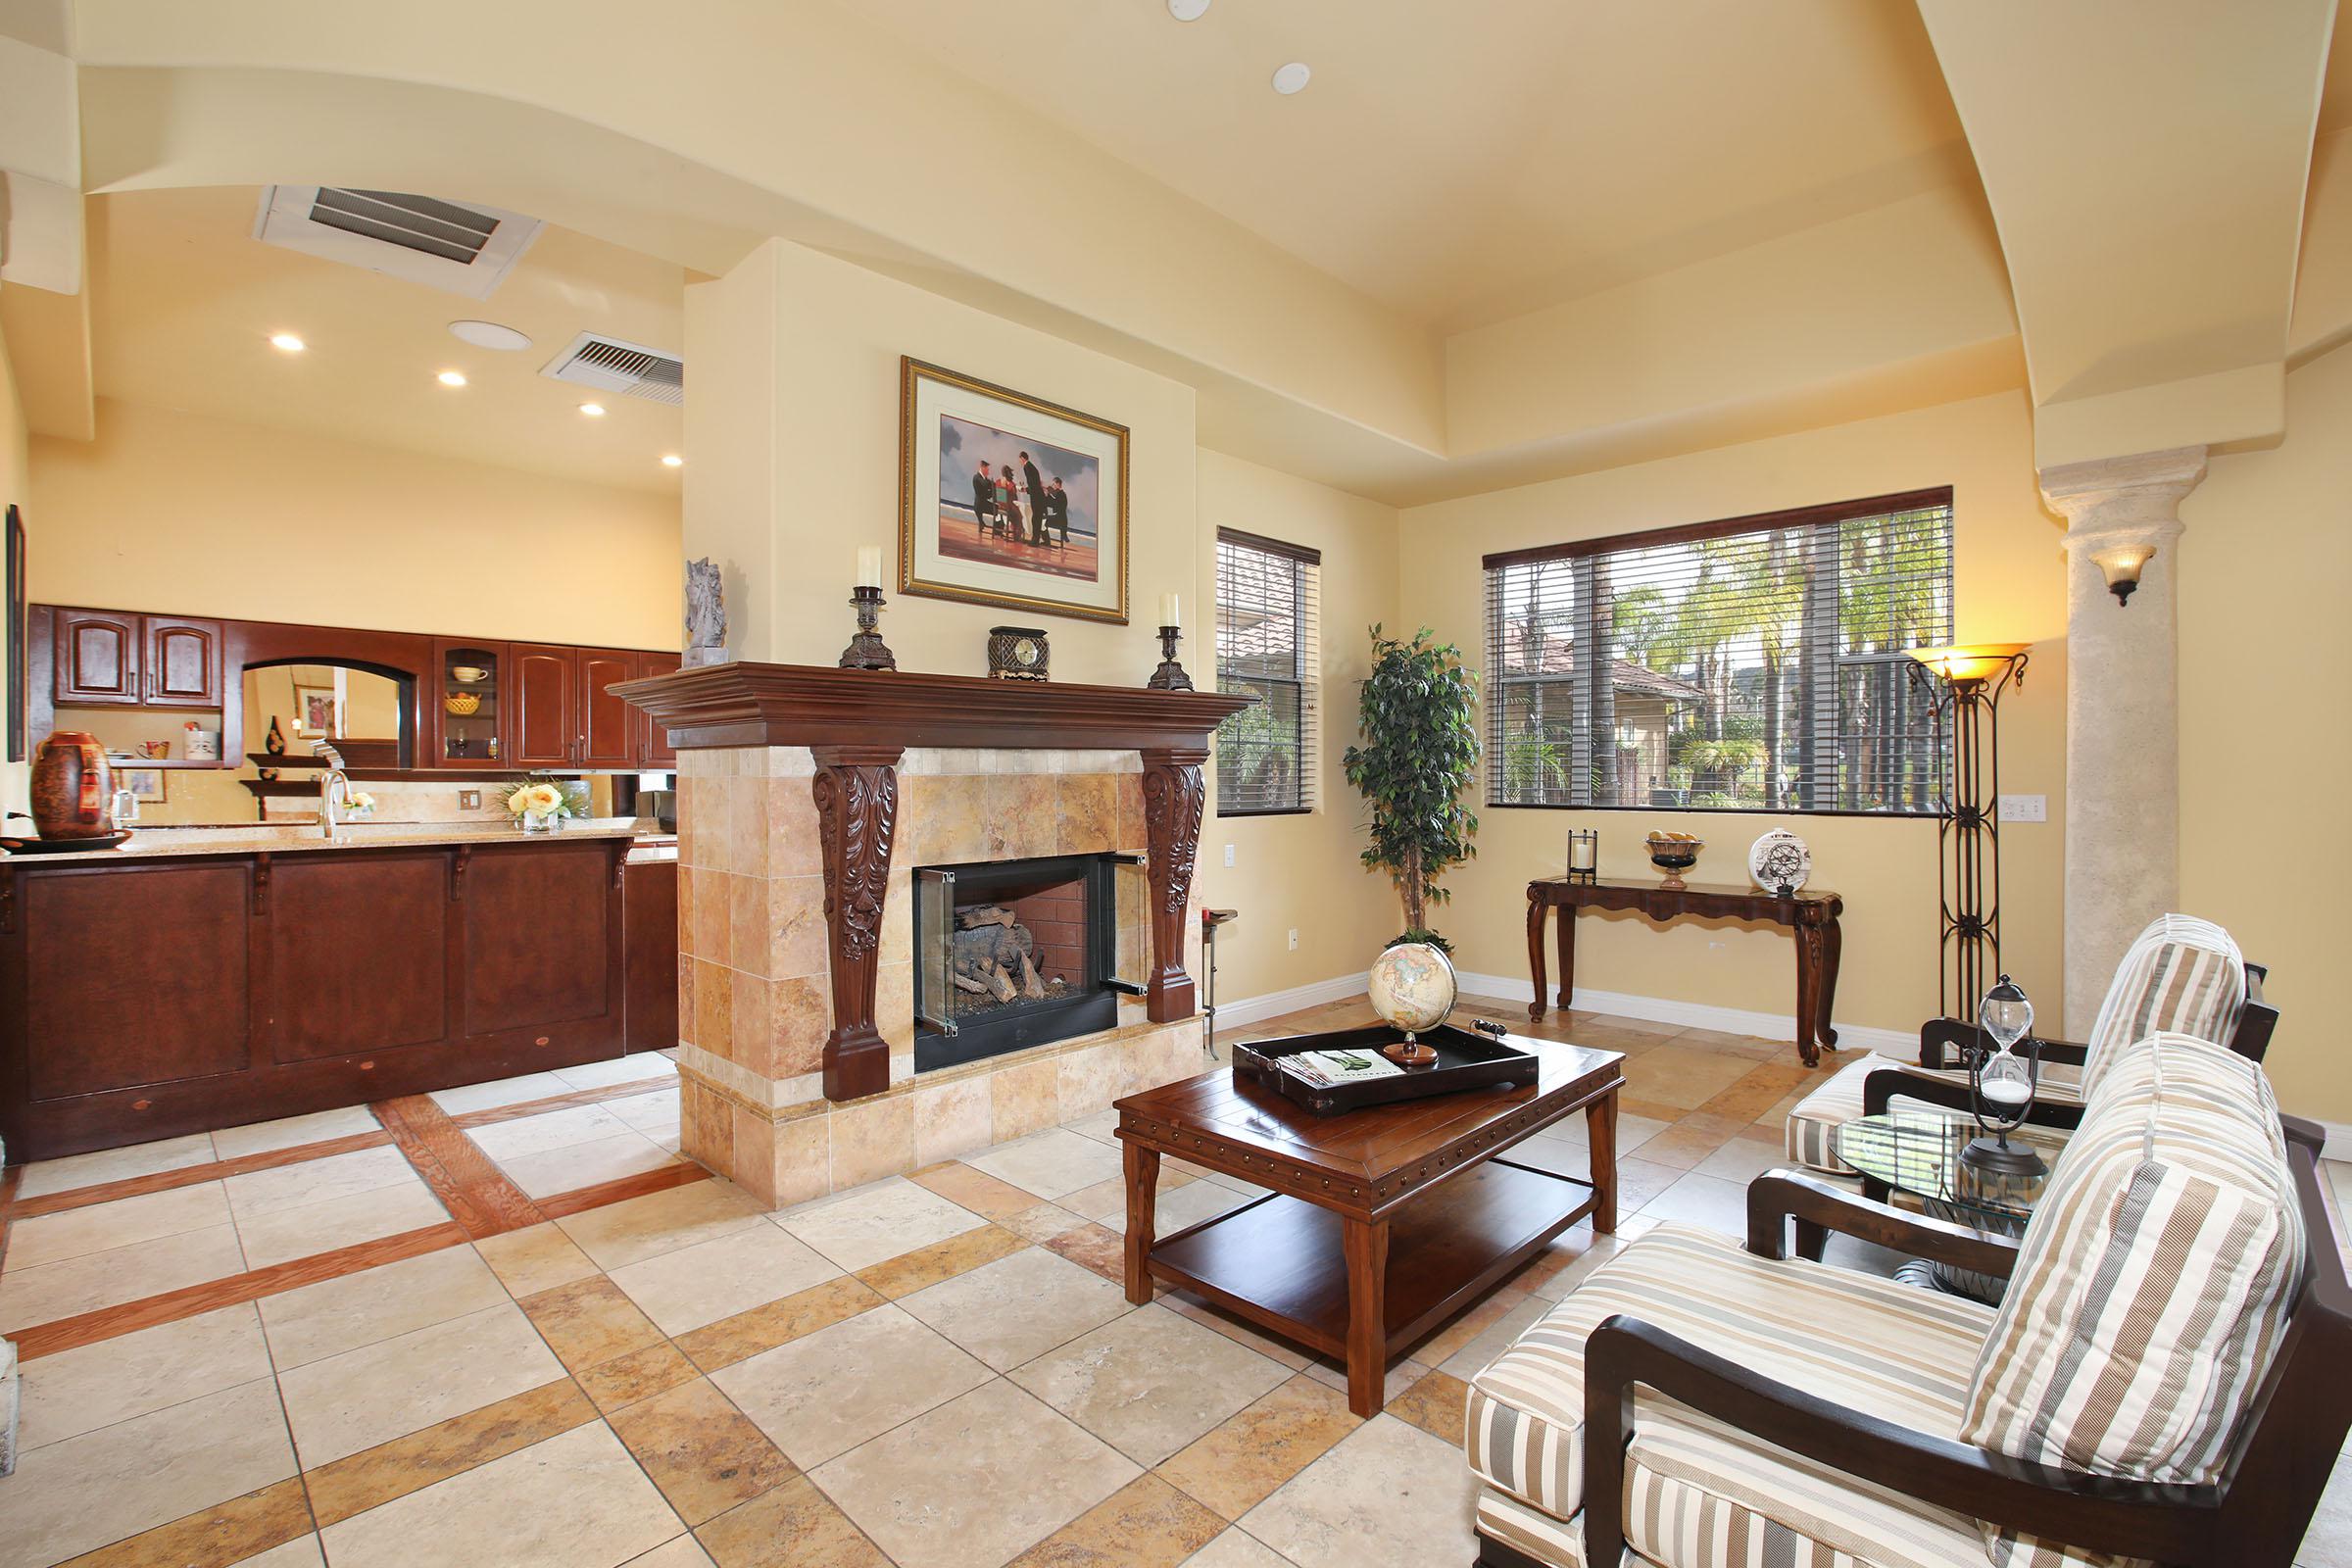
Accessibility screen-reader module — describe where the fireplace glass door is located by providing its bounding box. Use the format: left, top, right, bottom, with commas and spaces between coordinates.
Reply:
911, 852, 1135, 1072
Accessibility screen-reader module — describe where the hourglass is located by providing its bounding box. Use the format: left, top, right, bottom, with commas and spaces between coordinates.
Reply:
1961, 974, 2046, 1177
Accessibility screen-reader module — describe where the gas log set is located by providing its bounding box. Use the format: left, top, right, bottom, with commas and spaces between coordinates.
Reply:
950, 905, 1069, 1009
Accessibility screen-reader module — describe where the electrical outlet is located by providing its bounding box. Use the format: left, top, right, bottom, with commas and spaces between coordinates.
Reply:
1287, 928, 1299, 952
1997, 794, 2047, 823
1223, 843, 1236, 867
459, 790, 482, 810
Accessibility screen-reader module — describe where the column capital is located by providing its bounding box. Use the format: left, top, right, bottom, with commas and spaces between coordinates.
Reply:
2037, 444, 2207, 551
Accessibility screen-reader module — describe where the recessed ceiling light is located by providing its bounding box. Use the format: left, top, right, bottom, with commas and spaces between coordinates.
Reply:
661, 454, 684, 468
578, 403, 607, 417
1272, 62, 1311, 94
437, 369, 468, 387
448, 319, 532, 351
1167, 0, 1209, 19
269, 332, 307, 354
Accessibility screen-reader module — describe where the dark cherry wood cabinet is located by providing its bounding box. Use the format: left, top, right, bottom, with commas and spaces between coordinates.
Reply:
143, 616, 224, 708
510, 643, 578, 767
429, 638, 510, 767
624, 857, 678, 1054
52, 607, 141, 706
0, 838, 634, 1161
634, 652, 682, 767
577, 649, 640, 769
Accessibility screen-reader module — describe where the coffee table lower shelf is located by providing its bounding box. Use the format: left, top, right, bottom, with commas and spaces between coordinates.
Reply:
1145, 1157, 1592, 1364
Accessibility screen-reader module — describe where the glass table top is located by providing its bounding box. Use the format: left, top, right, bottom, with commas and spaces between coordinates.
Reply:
1832, 1107, 2059, 1227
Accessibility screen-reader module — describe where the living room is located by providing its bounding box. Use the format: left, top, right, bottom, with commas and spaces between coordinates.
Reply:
0, 3, 2345, 1566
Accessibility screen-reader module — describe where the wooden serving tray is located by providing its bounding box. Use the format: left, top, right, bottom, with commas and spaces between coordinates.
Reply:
1232, 1021, 1540, 1116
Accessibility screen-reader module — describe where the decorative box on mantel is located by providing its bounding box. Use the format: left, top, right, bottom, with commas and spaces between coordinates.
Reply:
612, 662, 1251, 1206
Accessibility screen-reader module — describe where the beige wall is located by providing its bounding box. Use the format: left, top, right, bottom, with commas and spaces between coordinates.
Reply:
1191, 451, 1401, 1006
0, 317, 28, 820
1398, 389, 2070, 1040
30, 398, 681, 648
2180, 342, 2352, 1124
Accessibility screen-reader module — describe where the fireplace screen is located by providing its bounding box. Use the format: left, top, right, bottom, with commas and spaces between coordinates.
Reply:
912, 852, 1144, 1072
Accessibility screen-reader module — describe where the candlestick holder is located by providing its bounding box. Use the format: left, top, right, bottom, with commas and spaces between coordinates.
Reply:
1146, 625, 1193, 690
838, 585, 898, 671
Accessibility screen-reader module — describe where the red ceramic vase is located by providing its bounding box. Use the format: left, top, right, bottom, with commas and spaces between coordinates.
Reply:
30, 730, 115, 839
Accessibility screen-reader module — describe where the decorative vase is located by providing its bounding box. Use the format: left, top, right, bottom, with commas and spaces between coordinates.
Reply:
30, 731, 116, 840
520, 810, 561, 834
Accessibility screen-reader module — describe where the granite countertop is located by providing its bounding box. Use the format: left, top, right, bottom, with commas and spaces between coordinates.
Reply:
5, 817, 652, 863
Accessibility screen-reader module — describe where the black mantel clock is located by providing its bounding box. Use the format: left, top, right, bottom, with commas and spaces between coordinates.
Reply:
987, 625, 1050, 681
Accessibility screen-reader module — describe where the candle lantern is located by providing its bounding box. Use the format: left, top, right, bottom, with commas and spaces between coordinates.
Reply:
1961, 973, 2044, 1177
1566, 828, 1598, 880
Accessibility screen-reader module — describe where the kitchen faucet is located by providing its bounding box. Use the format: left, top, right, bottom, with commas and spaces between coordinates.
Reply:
310, 739, 352, 842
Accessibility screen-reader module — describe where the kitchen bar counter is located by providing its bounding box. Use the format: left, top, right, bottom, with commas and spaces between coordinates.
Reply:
1, 824, 665, 1160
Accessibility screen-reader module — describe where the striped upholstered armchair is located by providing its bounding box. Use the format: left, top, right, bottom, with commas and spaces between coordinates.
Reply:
1463, 1032, 2346, 1568
1780, 913, 2276, 1179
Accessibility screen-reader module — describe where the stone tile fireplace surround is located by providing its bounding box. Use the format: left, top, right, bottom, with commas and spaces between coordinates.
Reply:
620, 664, 1251, 1207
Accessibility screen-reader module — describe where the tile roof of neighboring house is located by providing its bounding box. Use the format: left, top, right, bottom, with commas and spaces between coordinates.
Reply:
1510, 630, 1708, 702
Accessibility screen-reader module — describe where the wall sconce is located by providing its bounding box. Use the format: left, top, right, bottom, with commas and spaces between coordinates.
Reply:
2090, 543, 2155, 607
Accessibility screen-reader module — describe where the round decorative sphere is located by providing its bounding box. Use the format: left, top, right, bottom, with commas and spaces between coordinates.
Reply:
1367, 942, 1458, 1034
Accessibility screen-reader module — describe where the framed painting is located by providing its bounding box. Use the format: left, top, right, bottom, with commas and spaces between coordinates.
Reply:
898, 357, 1129, 624
5, 504, 24, 762
294, 683, 337, 737
122, 766, 168, 805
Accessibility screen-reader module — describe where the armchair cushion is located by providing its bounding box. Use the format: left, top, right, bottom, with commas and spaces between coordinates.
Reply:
1961, 1034, 2297, 1568
2077, 916, 2244, 1101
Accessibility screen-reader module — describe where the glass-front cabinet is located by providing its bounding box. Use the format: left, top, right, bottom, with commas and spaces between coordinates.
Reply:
431, 639, 506, 766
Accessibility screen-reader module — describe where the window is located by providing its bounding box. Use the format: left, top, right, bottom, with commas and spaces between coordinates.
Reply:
1215, 528, 1321, 815
1484, 488, 1954, 814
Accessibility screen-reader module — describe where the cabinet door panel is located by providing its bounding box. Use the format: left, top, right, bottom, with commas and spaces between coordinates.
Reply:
145, 616, 223, 707
24, 864, 252, 1099
635, 651, 681, 767
462, 845, 612, 1035
623, 858, 678, 1054
265, 854, 449, 1061
577, 649, 637, 768
53, 609, 141, 706
509, 644, 575, 767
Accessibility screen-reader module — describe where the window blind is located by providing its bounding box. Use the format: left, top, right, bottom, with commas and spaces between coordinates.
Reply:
1483, 488, 1954, 814
1216, 527, 1321, 815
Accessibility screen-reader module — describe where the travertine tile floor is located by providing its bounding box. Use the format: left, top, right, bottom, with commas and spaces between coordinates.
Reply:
1, 998, 2344, 1568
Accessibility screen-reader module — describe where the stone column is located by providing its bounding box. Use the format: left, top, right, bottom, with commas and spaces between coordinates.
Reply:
2036, 445, 2206, 1029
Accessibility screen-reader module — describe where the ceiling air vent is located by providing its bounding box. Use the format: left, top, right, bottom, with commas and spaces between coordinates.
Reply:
253, 186, 542, 300
540, 332, 685, 406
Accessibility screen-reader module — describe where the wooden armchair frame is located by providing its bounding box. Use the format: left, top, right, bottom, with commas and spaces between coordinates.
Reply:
1545, 1124, 2348, 1568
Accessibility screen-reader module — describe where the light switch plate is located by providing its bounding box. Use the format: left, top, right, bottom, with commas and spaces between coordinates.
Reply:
1997, 794, 2046, 823
1223, 844, 1236, 867
460, 789, 482, 810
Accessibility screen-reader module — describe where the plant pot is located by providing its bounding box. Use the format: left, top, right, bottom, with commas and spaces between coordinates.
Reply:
519, 810, 563, 834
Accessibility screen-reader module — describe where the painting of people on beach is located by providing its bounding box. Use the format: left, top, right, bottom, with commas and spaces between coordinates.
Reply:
899, 358, 1129, 624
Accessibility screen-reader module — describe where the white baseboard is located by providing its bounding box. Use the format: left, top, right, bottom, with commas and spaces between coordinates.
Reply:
1216, 966, 1913, 1058
1452, 969, 1915, 1057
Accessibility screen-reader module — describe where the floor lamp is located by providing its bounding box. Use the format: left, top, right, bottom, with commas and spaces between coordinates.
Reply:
1907, 644, 2030, 1020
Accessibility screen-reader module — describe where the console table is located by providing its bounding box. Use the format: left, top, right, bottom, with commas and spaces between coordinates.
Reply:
1525, 877, 1844, 1066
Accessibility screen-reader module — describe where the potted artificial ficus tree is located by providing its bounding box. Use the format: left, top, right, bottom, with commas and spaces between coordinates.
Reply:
1343, 625, 1481, 951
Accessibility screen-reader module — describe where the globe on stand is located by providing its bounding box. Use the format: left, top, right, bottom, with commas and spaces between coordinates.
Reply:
1366, 942, 1457, 1067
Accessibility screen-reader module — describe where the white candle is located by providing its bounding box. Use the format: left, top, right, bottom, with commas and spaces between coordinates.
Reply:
1160, 592, 1181, 628
856, 546, 882, 588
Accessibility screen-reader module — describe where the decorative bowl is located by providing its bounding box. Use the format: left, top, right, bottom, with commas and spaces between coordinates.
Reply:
444, 692, 482, 716
1644, 833, 1703, 890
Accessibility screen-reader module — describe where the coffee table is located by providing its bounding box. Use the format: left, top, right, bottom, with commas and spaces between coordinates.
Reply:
1833, 1106, 2058, 1302
1114, 1035, 1624, 1416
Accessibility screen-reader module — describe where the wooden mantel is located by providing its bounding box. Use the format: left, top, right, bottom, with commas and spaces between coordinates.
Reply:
609, 662, 1252, 753
613, 662, 1252, 1100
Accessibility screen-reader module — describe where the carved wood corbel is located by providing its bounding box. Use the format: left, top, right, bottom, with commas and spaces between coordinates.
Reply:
812, 744, 903, 1100
1140, 746, 1208, 1023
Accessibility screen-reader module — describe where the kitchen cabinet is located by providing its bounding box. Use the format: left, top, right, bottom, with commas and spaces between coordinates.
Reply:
510, 643, 578, 767
635, 651, 681, 767
623, 856, 678, 1054
430, 639, 508, 767
52, 608, 141, 706
577, 649, 639, 769
144, 616, 224, 708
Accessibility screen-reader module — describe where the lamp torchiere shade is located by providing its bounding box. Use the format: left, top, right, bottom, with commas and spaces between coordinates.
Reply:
1909, 642, 2032, 690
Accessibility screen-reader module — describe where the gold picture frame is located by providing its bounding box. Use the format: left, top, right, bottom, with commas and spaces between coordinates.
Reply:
897, 357, 1130, 625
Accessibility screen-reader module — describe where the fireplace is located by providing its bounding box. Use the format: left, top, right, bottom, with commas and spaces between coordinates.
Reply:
912, 853, 1138, 1072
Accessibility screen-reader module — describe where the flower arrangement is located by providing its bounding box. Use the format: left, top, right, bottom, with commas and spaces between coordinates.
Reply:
504, 777, 590, 831
344, 791, 377, 819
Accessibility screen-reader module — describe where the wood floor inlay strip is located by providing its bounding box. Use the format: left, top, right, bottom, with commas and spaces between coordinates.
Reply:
447, 1076, 679, 1129
535, 1159, 705, 1219
13, 1220, 470, 1359
11, 1131, 399, 1219
372, 1094, 548, 1240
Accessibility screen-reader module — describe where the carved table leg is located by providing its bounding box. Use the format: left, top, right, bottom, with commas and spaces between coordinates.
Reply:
1141, 747, 1208, 1023
1342, 1214, 1391, 1418
1123, 1140, 1159, 1304
812, 744, 903, 1101
1587, 1089, 1619, 1234
1817, 915, 1843, 1052
1555, 902, 1576, 1015
1526, 894, 1547, 1020
1793, 921, 1826, 1068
